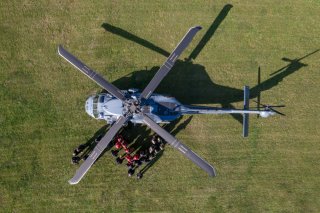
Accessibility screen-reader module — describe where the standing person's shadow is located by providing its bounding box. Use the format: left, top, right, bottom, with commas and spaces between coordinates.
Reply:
73, 125, 110, 161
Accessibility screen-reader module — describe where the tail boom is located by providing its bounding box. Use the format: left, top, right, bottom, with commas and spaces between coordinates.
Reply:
180, 105, 269, 116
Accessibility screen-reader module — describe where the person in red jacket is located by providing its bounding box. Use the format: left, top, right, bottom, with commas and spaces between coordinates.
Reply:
125, 154, 138, 177
133, 153, 141, 166
125, 154, 134, 167
111, 134, 126, 157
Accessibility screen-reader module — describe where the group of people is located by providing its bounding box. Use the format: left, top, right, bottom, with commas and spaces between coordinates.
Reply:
71, 132, 166, 179
110, 134, 166, 178
71, 133, 104, 164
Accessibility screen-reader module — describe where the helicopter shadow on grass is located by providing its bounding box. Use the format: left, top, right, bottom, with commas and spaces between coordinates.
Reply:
98, 4, 317, 160
103, 4, 241, 108
117, 50, 317, 123
104, 16, 318, 124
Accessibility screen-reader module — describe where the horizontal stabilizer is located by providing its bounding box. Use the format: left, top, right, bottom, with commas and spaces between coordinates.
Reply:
243, 86, 249, 137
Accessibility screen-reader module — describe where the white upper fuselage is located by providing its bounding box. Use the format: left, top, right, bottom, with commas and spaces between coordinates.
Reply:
85, 90, 276, 125
85, 91, 182, 124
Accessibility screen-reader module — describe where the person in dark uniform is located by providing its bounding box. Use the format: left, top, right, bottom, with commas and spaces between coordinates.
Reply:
150, 135, 165, 155
115, 157, 123, 164
71, 156, 81, 164
73, 144, 86, 156
128, 168, 135, 177
151, 135, 157, 145
139, 150, 147, 162
148, 145, 156, 160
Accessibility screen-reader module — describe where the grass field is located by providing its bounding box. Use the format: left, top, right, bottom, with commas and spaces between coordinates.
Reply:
1, 0, 320, 212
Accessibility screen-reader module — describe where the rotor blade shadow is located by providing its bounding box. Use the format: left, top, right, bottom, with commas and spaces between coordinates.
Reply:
112, 48, 314, 117
101, 23, 170, 57
186, 4, 233, 62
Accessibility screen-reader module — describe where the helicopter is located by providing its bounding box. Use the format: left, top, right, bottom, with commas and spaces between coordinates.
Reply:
58, 26, 278, 185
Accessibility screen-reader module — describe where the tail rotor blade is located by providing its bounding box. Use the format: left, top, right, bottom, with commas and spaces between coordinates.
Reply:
269, 108, 286, 116
267, 105, 285, 108
252, 100, 285, 116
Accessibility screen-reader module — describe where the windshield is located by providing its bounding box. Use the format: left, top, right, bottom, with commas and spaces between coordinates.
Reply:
92, 96, 99, 118
99, 95, 105, 103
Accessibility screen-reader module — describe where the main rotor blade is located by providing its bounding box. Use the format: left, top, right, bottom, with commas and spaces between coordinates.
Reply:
58, 45, 126, 102
68, 116, 127, 185
140, 26, 202, 100
142, 114, 216, 177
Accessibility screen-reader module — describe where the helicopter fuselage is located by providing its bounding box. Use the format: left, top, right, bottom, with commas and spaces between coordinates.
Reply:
85, 90, 182, 124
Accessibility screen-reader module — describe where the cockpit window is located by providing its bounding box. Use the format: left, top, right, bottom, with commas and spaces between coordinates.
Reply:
99, 95, 105, 103
93, 109, 99, 118
92, 96, 99, 118
93, 96, 98, 104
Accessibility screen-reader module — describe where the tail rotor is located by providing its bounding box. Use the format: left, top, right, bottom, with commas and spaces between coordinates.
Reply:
253, 100, 286, 116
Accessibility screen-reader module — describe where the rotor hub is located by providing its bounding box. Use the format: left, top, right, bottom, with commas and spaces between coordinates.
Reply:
123, 98, 141, 116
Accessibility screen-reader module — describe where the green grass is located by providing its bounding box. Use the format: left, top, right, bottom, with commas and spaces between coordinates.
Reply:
1, 0, 320, 212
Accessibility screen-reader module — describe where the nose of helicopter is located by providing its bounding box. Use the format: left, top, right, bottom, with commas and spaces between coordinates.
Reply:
85, 96, 94, 118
